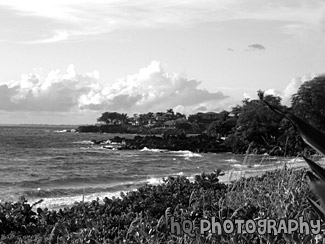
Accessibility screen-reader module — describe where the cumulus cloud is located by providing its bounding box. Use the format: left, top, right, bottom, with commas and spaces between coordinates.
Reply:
246, 43, 266, 51
0, 64, 98, 112
0, 61, 228, 114
195, 106, 208, 112
79, 61, 228, 113
265, 73, 319, 105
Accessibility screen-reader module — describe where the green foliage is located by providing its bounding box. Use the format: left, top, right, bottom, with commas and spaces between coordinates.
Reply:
223, 93, 289, 155
97, 112, 128, 125
223, 89, 319, 156
0, 167, 322, 243
0, 172, 229, 243
175, 122, 193, 131
236, 94, 283, 145
261, 88, 325, 241
292, 76, 325, 132
276, 118, 306, 156
206, 111, 237, 137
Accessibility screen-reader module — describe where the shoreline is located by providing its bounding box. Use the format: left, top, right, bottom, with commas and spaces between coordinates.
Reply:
0, 164, 317, 243
26, 155, 312, 211
1, 149, 316, 211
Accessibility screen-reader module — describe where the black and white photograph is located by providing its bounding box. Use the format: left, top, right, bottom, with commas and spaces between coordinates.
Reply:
0, 0, 325, 243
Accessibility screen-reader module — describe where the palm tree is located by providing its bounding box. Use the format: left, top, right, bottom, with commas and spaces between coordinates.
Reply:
120, 113, 128, 126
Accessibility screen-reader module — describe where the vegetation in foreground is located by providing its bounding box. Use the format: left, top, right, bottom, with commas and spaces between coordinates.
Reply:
0, 167, 322, 243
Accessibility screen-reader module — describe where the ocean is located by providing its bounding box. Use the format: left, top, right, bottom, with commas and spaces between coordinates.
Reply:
0, 125, 317, 210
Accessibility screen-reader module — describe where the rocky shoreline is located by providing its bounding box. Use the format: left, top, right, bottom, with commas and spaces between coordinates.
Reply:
90, 133, 314, 156
92, 134, 232, 153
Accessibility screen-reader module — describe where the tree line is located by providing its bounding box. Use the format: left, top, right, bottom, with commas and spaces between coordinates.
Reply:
88, 76, 325, 155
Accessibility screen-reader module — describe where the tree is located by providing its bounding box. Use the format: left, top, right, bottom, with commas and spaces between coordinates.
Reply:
207, 111, 237, 137
188, 114, 199, 123
224, 92, 286, 153
176, 122, 193, 131
291, 76, 325, 132
166, 108, 174, 115
97, 112, 128, 125
236, 94, 283, 145
139, 113, 150, 125
120, 113, 128, 126
175, 112, 186, 119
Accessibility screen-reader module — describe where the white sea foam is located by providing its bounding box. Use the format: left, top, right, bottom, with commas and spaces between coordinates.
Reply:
171, 150, 202, 158
224, 159, 238, 162
74, 140, 93, 144
54, 129, 67, 133
32, 190, 126, 210
146, 177, 163, 185
232, 164, 244, 168
140, 147, 166, 152
287, 157, 305, 163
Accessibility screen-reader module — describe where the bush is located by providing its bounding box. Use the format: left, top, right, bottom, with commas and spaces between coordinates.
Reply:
0, 168, 321, 243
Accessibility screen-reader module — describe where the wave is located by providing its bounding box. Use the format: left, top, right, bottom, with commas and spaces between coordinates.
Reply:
18, 174, 145, 188
21, 181, 138, 199
287, 157, 305, 163
170, 150, 203, 158
74, 140, 93, 144
53, 129, 76, 133
33, 190, 126, 210
140, 147, 167, 153
26, 176, 181, 210
232, 164, 244, 168
138, 148, 202, 157
145, 177, 164, 185
224, 159, 238, 163
53, 129, 68, 133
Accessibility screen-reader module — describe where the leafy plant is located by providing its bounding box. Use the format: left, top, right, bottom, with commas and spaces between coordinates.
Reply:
259, 90, 325, 228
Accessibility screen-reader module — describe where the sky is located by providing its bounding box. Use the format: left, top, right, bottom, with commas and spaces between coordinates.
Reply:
0, 0, 325, 124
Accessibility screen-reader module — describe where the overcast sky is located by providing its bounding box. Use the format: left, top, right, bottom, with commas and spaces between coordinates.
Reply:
0, 0, 325, 124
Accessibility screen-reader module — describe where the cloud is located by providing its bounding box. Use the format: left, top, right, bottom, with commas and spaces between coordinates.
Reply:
0, 64, 99, 112
246, 43, 266, 51
26, 30, 69, 44
0, 61, 228, 115
1, 0, 325, 42
195, 106, 208, 112
79, 61, 228, 113
265, 73, 319, 105
227, 48, 234, 52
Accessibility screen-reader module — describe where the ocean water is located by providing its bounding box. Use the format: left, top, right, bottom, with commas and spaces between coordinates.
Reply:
0, 126, 317, 210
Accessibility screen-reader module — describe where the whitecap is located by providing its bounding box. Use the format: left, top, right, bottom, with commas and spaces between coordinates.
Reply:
171, 150, 202, 157
140, 147, 166, 152
232, 164, 244, 168
224, 159, 238, 163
